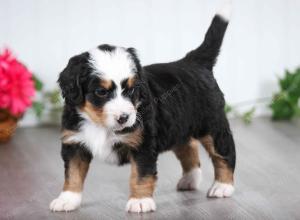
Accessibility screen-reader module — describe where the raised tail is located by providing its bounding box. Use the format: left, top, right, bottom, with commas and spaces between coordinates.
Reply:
184, 1, 231, 71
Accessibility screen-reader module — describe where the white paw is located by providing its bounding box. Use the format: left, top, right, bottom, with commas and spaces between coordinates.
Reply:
126, 197, 156, 213
50, 191, 82, 212
207, 181, 234, 198
177, 168, 202, 191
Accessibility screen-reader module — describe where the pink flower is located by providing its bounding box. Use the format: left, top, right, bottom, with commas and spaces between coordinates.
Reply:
0, 49, 35, 116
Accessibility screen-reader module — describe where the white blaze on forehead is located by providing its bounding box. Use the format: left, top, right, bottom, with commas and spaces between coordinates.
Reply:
88, 46, 138, 131
88, 47, 136, 85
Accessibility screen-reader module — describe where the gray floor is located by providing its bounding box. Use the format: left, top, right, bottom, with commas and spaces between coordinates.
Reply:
0, 117, 300, 220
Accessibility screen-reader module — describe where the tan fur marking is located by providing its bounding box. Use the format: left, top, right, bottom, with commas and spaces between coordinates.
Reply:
173, 138, 200, 174
63, 157, 90, 192
122, 128, 143, 148
61, 129, 77, 144
200, 135, 222, 158
129, 159, 156, 198
213, 158, 233, 183
100, 79, 112, 90
81, 101, 106, 125
127, 77, 136, 88
200, 135, 233, 183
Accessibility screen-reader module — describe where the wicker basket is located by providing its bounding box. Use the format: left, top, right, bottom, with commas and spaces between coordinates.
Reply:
0, 110, 18, 143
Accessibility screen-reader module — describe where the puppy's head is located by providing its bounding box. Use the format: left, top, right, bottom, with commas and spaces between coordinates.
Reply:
58, 44, 142, 131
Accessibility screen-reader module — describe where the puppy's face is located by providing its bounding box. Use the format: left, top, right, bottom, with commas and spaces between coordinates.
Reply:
59, 45, 142, 131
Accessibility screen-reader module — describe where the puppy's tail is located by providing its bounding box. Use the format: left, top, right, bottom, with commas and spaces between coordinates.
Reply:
183, 1, 231, 71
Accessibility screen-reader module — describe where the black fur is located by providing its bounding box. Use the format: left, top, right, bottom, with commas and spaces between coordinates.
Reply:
185, 15, 229, 71
58, 14, 235, 180
61, 143, 93, 178
98, 44, 116, 52
58, 52, 91, 106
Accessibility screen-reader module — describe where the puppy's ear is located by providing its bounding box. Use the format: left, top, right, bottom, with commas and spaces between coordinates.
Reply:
127, 47, 142, 74
58, 52, 90, 106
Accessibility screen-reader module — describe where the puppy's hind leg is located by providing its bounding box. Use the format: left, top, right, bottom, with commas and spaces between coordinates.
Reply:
50, 143, 92, 212
200, 123, 236, 198
173, 138, 202, 191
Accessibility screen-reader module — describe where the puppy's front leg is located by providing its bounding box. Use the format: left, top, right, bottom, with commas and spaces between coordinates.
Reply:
126, 156, 157, 213
50, 143, 92, 212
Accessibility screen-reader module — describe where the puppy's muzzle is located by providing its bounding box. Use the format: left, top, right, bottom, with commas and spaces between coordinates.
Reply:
117, 113, 129, 125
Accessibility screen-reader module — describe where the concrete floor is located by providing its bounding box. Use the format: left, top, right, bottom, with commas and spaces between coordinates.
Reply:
0, 117, 300, 220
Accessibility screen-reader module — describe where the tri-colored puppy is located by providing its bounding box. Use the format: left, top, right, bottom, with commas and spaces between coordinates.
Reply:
50, 3, 236, 213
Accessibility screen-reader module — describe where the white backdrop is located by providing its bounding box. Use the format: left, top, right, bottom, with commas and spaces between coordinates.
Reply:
1, 0, 300, 125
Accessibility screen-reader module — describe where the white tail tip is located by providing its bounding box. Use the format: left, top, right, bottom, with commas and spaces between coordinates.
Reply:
217, 0, 232, 21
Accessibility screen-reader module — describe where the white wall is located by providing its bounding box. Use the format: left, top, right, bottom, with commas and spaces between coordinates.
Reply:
1, 0, 300, 125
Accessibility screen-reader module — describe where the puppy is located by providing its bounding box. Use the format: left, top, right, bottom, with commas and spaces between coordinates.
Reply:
50, 3, 236, 213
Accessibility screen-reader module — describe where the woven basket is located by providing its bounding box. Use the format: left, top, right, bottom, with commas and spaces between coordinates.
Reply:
0, 110, 18, 143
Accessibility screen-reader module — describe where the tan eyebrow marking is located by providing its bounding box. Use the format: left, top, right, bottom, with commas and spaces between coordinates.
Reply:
127, 77, 136, 88
100, 79, 112, 90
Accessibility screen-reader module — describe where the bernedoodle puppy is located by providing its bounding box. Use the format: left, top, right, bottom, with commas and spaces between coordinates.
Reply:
50, 2, 236, 213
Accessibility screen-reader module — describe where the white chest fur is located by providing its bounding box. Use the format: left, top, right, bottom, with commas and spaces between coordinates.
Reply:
66, 116, 124, 164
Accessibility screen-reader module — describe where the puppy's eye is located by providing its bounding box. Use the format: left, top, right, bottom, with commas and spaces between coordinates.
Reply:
95, 88, 108, 97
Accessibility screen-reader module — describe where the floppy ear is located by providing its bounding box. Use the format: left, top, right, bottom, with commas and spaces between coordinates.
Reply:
127, 47, 142, 74
58, 53, 90, 106
126, 48, 152, 109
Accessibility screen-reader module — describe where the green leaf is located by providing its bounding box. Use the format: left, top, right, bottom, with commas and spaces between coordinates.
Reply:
295, 106, 300, 117
32, 75, 43, 91
270, 67, 300, 120
224, 104, 233, 114
32, 101, 44, 118
270, 96, 294, 120
287, 72, 300, 99
45, 89, 62, 106
242, 107, 255, 124
50, 90, 61, 105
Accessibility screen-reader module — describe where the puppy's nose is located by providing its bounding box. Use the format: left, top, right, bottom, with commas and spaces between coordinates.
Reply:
117, 113, 129, 124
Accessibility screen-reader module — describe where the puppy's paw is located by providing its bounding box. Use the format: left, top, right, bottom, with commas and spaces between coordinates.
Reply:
50, 191, 82, 212
126, 197, 156, 213
177, 168, 202, 191
207, 181, 234, 198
